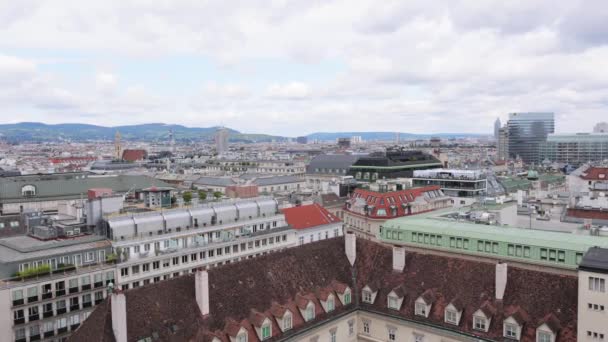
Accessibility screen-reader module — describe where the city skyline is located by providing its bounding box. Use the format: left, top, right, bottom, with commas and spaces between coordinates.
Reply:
1, 1, 607, 135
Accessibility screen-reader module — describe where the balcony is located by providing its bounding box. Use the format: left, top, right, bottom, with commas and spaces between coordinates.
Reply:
82, 301, 92, 308
15, 338, 26, 342
43, 311, 53, 318
30, 334, 41, 341
13, 317, 25, 325
81, 284, 91, 291
70, 304, 80, 311
43, 331, 55, 338
69, 287, 79, 294
70, 323, 80, 330
94, 281, 104, 288
57, 327, 68, 334
41, 292, 53, 300
28, 314, 39, 321
55, 289, 66, 297
27, 296, 39, 303
12, 299, 24, 306
56, 307, 67, 315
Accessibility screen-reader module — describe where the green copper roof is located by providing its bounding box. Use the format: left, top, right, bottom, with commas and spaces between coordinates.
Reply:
381, 210, 608, 252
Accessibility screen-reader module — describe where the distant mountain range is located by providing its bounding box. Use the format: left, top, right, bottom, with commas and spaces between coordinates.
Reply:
305, 131, 486, 141
0, 122, 487, 143
0, 122, 286, 143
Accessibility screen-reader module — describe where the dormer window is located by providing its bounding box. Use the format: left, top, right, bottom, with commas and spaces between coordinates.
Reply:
236, 333, 248, 342
388, 295, 399, 310
305, 302, 315, 321
283, 313, 292, 331
445, 309, 459, 325
343, 289, 351, 305
537, 331, 552, 342
327, 296, 335, 312
362, 290, 373, 303
261, 323, 271, 340
21, 185, 36, 197
504, 322, 520, 340
415, 302, 427, 317
474, 316, 488, 331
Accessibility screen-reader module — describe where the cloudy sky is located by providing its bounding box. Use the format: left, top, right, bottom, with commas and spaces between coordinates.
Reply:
1, 0, 607, 136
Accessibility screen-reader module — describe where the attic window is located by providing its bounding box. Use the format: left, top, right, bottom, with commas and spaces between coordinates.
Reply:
504, 322, 519, 340
305, 303, 315, 322
327, 297, 335, 312
473, 316, 488, 331
283, 313, 292, 331
237, 332, 248, 342
444, 309, 459, 325
343, 289, 352, 305
537, 331, 552, 342
415, 302, 427, 317
21, 185, 36, 197
362, 290, 373, 304
388, 295, 399, 310
261, 323, 271, 340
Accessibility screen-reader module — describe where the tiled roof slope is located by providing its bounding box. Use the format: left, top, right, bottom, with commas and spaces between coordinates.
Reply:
348, 185, 443, 218
281, 203, 341, 229
581, 167, 608, 180
70, 237, 578, 342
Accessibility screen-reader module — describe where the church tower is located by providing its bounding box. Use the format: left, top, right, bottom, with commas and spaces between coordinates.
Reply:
114, 131, 122, 160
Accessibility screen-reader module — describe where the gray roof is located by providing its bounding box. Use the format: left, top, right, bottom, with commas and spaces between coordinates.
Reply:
306, 154, 361, 174
254, 175, 304, 186
580, 247, 608, 274
0, 173, 171, 203
194, 177, 236, 187
0, 235, 110, 263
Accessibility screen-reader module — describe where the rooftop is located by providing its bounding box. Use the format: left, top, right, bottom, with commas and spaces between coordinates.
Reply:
579, 247, 608, 274
281, 203, 341, 230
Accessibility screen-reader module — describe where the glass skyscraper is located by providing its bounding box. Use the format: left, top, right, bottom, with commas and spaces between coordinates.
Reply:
507, 112, 555, 164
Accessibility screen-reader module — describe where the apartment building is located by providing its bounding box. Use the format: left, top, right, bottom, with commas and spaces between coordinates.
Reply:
281, 203, 343, 246
106, 198, 296, 290
0, 235, 115, 342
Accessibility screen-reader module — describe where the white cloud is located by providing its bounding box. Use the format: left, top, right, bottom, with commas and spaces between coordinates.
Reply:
266, 82, 310, 99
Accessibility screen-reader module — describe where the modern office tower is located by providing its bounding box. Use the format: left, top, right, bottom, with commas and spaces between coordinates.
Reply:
594, 122, 608, 133
507, 112, 555, 164
494, 117, 501, 140
497, 126, 509, 160
539, 133, 608, 166
412, 169, 487, 197
215, 127, 229, 154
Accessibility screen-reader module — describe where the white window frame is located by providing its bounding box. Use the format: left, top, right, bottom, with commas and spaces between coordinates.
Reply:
537, 330, 552, 342
504, 323, 519, 339
236, 332, 247, 342
388, 295, 399, 310
362, 290, 373, 303
388, 328, 396, 341
415, 302, 427, 317
589, 277, 606, 292
283, 314, 292, 331
473, 316, 487, 331
445, 309, 459, 325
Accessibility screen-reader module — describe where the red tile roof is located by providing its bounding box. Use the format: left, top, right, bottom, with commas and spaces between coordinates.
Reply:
70, 237, 578, 342
347, 185, 445, 218
581, 167, 608, 180
281, 203, 341, 230
567, 208, 608, 220
122, 149, 148, 162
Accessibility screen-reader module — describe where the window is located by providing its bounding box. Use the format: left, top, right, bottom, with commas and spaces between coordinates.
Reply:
143, 264, 150, 272
415, 302, 427, 316
348, 320, 354, 336
474, 316, 487, 331
261, 324, 271, 340
504, 323, 519, 339
414, 333, 424, 342
236, 333, 247, 342
330, 330, 337, 342
589, 277, 606, 292
344, 291, 351, 305
363, 321, 370, 334
283, 314, 292, 331
388, 296, 399, 310
85, 252, 94, 262
305, 304, 315, 321
327, 298, 335, 312
445, 309, 458, 325
537, 331, 552, 342
388, 328, 396, 341
362, 290, 373, 303
153, 261, 160, 270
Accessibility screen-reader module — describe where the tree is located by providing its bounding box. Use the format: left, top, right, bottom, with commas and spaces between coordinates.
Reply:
198, 190, 207, 201
183, 191, 192, 204
213, 191, 223, 200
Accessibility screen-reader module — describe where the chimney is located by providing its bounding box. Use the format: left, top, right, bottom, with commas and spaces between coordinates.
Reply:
392, 246, 406, 272
345, 232, 356, 266
195, 269, 210, 316
495, 262, 508, 300
111, 292, 128, 342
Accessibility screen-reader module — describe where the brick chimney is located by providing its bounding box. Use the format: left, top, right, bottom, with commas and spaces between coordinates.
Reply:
345, 232, 356, 266
196, 269, 210, 316
111, 292, 128, 342
495, 262, 508, 300
392, 246, 406, 272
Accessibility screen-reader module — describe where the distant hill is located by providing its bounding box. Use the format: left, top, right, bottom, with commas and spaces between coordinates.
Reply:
306, 131, 486, 142
0, 122, 285, 143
